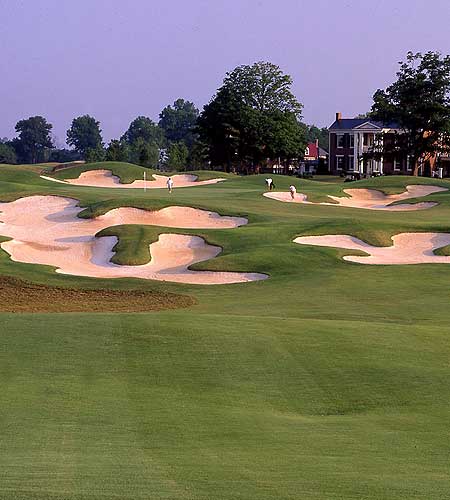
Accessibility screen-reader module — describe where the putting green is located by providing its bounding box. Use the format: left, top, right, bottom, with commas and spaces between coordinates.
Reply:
1, 162, 450, 499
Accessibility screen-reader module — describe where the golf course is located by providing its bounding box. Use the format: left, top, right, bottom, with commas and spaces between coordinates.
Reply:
2, 161, 450, 499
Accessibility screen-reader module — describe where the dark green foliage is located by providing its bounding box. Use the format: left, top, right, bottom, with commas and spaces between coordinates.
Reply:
121, 116, 165, 147
128, 137, 159, 168
0, 142, 17, 164
105, 139, 129, 162
85, 146, 105, 163
165, 141, 189, 170
371, 51, 450, 174
14, 115, 53, 163
302, 124, 329, 150
67, 115, 103, 157
159, 98, 199, 147
48, 148, 82, 163
197, 61, 306, 171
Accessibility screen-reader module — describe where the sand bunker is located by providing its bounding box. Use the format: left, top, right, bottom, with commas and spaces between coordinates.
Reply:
264, 185, 447, 210
294, 232, 450, 264
41, 170, 226, 189
0, 196, 266, 284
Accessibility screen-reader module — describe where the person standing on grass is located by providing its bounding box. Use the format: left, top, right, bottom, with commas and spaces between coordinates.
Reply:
167, 177, 174, 193
265, 177, 273, 191
289, 184, 297, 200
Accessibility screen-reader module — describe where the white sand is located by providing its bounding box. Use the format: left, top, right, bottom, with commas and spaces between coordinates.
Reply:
264, 185, 447, 210
40, 170, 226, 189
293, 232, 450, 265
0, 196, 266, 284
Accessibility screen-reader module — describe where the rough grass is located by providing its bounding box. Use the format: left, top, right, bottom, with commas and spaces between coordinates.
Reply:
0, 275, 195, 312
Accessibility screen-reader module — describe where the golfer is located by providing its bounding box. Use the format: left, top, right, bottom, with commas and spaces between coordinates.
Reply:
289, 184, 297, 200
167, 177, 174, 193
265, 178, 273, 191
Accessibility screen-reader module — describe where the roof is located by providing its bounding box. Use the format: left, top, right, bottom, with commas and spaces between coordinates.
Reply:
329, 118, 399, 131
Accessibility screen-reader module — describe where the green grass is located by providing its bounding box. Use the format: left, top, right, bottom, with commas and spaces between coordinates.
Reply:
1, 162, 450, 498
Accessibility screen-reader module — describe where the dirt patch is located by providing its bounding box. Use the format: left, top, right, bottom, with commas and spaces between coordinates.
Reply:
0, 276, 196, 313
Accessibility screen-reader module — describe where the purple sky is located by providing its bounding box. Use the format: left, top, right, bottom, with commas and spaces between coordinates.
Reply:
2, 0, 450, 146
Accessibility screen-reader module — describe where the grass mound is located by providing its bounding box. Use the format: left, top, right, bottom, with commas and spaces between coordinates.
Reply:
0, 275, 195, 312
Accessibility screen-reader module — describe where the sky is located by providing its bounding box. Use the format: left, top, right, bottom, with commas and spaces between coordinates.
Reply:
1, 0, 450, 146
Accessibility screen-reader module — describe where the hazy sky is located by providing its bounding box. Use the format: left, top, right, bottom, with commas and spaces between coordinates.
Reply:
2, 0, 450, 145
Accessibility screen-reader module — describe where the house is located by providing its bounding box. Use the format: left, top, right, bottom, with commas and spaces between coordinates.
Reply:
328, 112, 413, 177
301, 140, 328, 174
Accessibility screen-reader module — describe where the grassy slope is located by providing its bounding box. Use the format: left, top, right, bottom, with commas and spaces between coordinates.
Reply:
1, 163, 450, 498
48, 161, 232, 184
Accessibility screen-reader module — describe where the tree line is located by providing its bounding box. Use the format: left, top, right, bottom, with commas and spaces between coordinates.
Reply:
0, 62, 327, 172
2, 52, 450, 175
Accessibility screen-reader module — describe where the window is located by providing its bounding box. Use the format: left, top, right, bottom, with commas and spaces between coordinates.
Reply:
348, 156, 354, 170
336, 156, 344, 170
406, 156, 412, 171
349, 134, 355, 148
394, 159, 401, 170
337, 134, 345, 148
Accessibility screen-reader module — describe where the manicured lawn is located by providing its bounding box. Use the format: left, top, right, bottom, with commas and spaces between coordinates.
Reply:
1, 162, 450, 499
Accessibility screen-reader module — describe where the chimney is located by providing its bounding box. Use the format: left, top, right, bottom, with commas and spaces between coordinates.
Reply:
336, 112, 342, 122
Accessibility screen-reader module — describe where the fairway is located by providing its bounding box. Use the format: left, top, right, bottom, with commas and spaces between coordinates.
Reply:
2, 162, 450, 499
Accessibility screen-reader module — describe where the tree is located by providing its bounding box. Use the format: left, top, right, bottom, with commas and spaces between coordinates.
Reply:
122, 116, 165, 147
14, 116, 53, 163
105, 139, 129, 162
165, 142, 189, 171
159, 99, 199, 147
197, 61, 306, 172
371, 51, 450, 175
0, 142, 17, 164
129, 138, 159, 168
67, 115, 103, 157
302, 124, 329, 150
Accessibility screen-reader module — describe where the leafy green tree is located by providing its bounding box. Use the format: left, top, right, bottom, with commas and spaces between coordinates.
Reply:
129, 138, 159, 168
197, 61, 306, 171
166, 142, 189, 171
67, 115, 103, 157
105, 140, 129, 162
85, 146, 105, 163
122, 116, 165, 147
371, 51, 450, 175
302, 124, 329, 150
159, 99, 199, 147
14, 116, 53, 163
0, 142, 17, 164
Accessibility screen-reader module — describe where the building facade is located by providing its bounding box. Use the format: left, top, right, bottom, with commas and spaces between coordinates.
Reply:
328, 113, 413, 176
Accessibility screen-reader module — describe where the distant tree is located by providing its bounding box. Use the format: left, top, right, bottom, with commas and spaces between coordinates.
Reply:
129, 138, 159, 168
105, 139, 129, 162
0, 142, 17, 164
371, 51, 450, 175
67, 115, 103, 157
197, 61, 306, 172
122, 116, 165, 147
302, 124, 329, 150
85, 146, 105, 163
159, 99, 199, 147
48, 148, 82, 163
14, 116, 53, 163
165, 142, 189, 170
